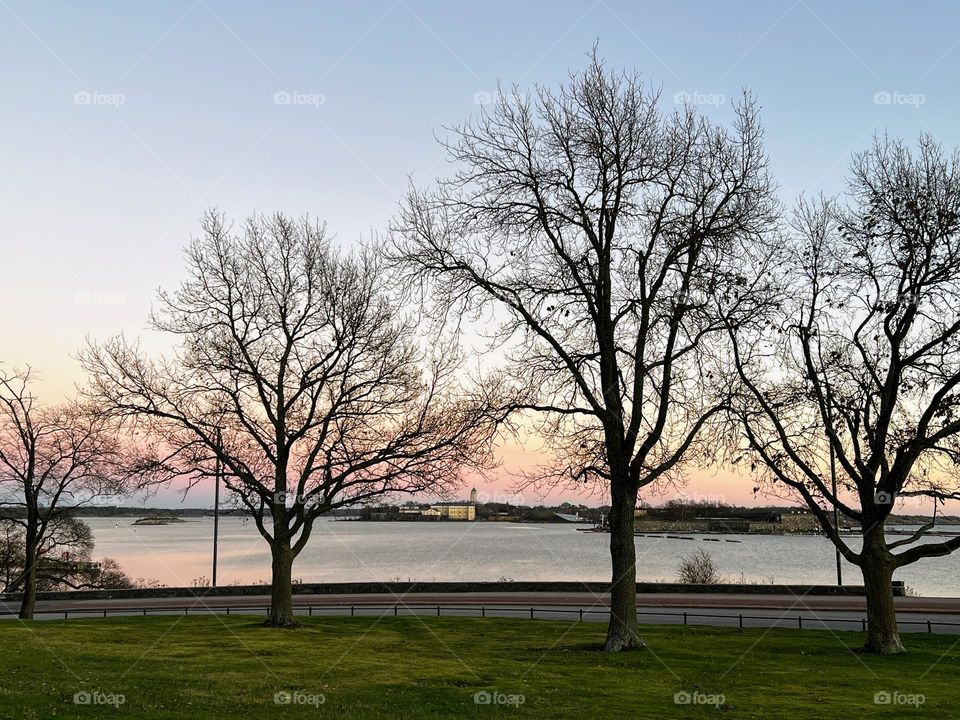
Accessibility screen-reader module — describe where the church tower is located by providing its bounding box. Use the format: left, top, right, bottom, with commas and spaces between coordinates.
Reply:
470, 487, 478, 505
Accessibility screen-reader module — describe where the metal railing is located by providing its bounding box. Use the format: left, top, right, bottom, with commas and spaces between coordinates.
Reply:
2, 602, 958, 635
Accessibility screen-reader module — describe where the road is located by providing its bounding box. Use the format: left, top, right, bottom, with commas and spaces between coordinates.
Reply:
3, 592, 959, 634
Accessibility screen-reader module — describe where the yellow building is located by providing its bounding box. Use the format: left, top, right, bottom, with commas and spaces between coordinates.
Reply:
429, 488, 478, 521
430, 502, 476, 521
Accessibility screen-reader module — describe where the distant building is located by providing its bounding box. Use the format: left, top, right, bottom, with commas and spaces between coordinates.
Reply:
390, 489, 479, 521
430, 501, 476, 521
701, 517, 751, 533
428, 487, 478, 521
398, 505, 428, 515
780, 510, 820, 532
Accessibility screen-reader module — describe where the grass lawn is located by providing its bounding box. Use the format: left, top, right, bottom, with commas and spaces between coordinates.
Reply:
0, 615, 957, 719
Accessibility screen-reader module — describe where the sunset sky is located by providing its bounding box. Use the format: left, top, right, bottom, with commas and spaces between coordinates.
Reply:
2, 1, 959, 510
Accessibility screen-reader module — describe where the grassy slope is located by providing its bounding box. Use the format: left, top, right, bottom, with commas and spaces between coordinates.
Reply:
0, 616, 957, 719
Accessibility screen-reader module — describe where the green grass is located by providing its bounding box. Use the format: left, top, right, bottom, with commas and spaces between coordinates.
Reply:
0, 615, 957, 719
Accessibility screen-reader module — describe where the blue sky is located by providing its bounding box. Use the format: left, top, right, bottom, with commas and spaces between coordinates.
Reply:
1, 0, 958, 507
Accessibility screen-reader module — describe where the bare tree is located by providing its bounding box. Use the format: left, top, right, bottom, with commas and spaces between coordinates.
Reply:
82, 212, 503, 627
390, 52, 778, 651
0, 516, 133, 592
729, 134, 960, 654
0, 519, 24, 592
0, 369, 125, 618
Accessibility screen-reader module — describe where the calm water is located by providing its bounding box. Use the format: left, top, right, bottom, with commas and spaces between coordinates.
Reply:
85, 517, 960, 597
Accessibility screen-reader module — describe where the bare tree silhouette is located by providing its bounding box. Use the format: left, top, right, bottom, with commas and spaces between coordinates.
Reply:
83, 212, 504, 626
0, 369, 125, 618
391, 51, 778, 651
729, 135, 960, 654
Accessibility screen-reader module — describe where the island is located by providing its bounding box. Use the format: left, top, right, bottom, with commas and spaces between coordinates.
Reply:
133, 516, 187, 526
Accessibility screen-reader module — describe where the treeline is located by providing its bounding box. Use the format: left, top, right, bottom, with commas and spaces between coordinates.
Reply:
66, 507, 247, 518
353, 503, 601, 523
646, 501, 778, 522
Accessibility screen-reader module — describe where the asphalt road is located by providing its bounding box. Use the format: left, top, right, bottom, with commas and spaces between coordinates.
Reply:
3, 592, 959, 634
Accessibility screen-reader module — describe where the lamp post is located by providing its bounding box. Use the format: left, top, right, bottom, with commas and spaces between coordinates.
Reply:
829, 437, 842, 586
212, 429, 222, 588
823, 380, 843, 587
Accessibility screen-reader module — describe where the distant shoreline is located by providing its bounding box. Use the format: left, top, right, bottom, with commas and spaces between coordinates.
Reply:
79, 514, 960, 536
67, 508, 960, 526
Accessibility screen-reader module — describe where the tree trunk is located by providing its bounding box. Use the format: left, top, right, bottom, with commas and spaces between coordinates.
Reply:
604, 478, 643, 652
859, 527, 905, 654
18, 546, 37, 620
266, 537, 297, 628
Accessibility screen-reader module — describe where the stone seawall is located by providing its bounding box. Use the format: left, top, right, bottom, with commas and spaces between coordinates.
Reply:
0, 580, 879, 603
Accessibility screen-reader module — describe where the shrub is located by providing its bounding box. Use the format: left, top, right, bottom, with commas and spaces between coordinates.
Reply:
677, 549, 723, 584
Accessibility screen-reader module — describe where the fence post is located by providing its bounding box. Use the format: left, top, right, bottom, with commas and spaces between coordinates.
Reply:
350, 605, 354, 617
862, 618, 867, 632
683, 611, 687, 626
738, 614, 743, 629
103, 609, 107, 618
579, 608, 583, 622
437, 605, 441, 617
928, 620, 932, 634
798, 616, 803, 630
530, 607, 534, 620
394, 605, 398, 617
143, 608, 147, 617
481, 606, 485, 618
226, 607, 230, 616
64, 611, 68, 620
